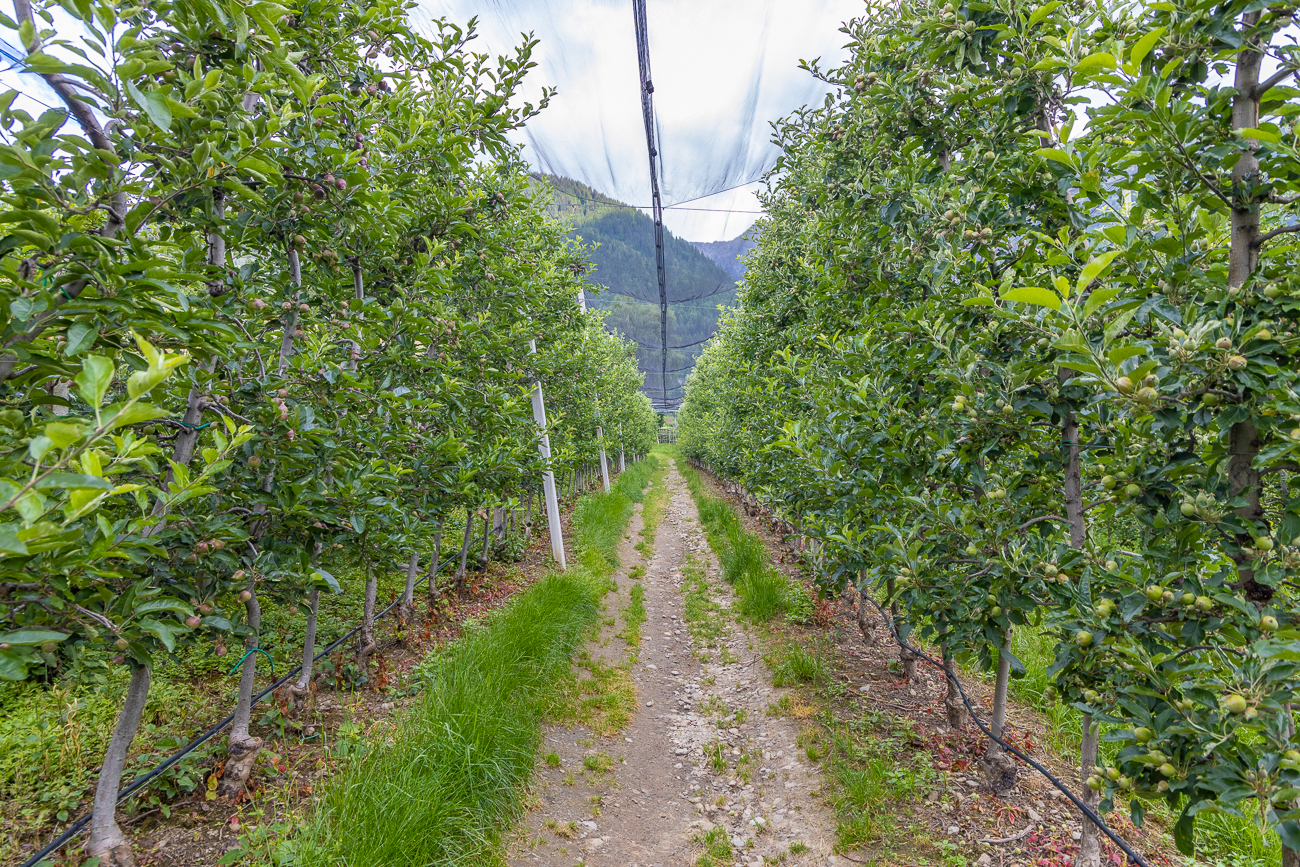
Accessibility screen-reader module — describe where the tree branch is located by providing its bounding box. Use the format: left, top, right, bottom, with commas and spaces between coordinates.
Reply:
1250, 221, 1300, 249
1254, 64, 1298, 98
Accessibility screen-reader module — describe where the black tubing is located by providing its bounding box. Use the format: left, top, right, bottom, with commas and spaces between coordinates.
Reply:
20, 553, 459, 867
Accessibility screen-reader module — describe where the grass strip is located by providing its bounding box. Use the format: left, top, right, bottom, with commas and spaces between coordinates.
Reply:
674, 453, 810, 623
294, 458, 657, 866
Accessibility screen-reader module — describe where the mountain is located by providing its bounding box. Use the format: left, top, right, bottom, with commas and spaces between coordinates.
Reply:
690, 234, 757, 281
534, 174, 736, 405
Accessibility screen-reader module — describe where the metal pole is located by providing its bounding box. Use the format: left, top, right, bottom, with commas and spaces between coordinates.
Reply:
529, 339, 566, 569
632, 0, 669, 406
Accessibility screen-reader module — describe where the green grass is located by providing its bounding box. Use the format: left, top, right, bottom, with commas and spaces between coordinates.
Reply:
674, 455, 795, 623
618, 583, 646, 648
766, 640, 829, 687
292, 460, 657, 866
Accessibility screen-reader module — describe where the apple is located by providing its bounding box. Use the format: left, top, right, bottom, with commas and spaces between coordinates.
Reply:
1101, 475, 1116, 490
1087, 775, 1103, 791
1145, 585, 1164, 603
1160, 763, 1177, 777
1124, 483, 1142, 498
1261, 615, 1279, 632
1180, 502, 1196, 516
1116, 376, 1134, 394
185, 615, 202, 628
1256, 537, 1275, 552
199, 603, 213, 615
248, 455, 262, 468
1134, 726, 1153, 743
1075, 630, 1093, 647
1180, 593, 1195, 606
1286, 750, 1300, 763
1228, 355, 1248, 370
1202, 393, 1221, 406
216, 644, 228, 657
1195, 595, 1213, 612
1104, 559, 1118, 571
232, 569, 247, 581
1217, 337, 1234, 350
989, 606, 1002, 617
114, 637, 129, 650
239, 589, 253, 603
1084, 689, 1099, 703
1256, 329, 1273, 341
1223, 694, 1248, 714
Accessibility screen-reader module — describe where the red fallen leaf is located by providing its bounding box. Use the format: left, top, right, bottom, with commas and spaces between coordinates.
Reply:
1037, 860, 1050, 866
230, 816, 240, 830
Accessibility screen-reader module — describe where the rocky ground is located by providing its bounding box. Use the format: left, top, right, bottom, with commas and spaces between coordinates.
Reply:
509, 462, 844, 867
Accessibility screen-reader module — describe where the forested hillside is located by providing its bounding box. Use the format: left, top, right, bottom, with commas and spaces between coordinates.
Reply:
690, 235, 757, 281
535, 175, 736, 402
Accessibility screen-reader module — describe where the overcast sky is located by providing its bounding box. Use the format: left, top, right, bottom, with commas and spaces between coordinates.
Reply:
416, 0, 865, 242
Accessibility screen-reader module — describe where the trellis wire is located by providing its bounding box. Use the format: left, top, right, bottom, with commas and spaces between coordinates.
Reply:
21, 552, 460, 867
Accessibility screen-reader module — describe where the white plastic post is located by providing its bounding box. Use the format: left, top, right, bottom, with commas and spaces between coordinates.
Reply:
598, 425, 610, 493
529, 339, 565, 570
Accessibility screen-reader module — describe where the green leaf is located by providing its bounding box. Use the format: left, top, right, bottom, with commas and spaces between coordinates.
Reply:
1000, 644, 1027, 676
1075, 52, 1117, 73
1035, 148, 1073, 166
36, 472, 112, 491
0, 523, 28, 555
75, 356, 114, 409
139, 618, 176, 652
1026, 1, 1061, 28
1239, 126, 1280, 144
124, 80, 172, 132
1000, 286, 1062, 311
960, 297, 997, 307
0, 629, 69, 645
102, 402, 167, 430
1076, 250, 1122, 296
127, 366, 169, 399
134, 598, 192, 617
1129, 27, 1165, 69
313, 567, 342, 594
1172, 809, 1194, 855
42, 422, 84, 450
1107, 345, 1146, 366
1082, 287, 1123, 318
0, 650, 28, 680
64, 321, 98, 356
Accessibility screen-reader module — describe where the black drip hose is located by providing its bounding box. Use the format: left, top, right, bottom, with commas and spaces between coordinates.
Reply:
860, 594, 1152, 867
20, 554, 459, 867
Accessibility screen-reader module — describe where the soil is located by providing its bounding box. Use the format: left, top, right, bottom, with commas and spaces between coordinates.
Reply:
509, 461, 843, 867
691, 463, 1184, 867
11, 493, 594, 867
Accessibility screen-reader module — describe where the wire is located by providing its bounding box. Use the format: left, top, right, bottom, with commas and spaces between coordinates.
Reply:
19, 552, 462, 867
853, 592, 1155, 867
665, 178, 765, 208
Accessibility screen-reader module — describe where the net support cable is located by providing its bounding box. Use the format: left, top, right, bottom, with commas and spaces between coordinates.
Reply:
632, 0, 669, 404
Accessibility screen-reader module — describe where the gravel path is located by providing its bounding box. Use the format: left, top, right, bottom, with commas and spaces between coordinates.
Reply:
509, 460, 843, 867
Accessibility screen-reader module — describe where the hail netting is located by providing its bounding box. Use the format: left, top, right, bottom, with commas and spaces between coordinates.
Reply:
409, 1, 859, 407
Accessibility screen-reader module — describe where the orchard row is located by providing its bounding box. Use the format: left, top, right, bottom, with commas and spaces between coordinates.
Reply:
0, 0, 654, 864
680, 1, 1300, 863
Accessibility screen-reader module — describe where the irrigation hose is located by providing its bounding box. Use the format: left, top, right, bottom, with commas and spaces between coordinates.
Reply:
860, 594, 1153, 867
20, 553, 459, 867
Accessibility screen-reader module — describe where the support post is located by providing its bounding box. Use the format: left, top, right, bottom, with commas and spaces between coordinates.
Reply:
529, 339, 566, 569
598, 425, 610, 493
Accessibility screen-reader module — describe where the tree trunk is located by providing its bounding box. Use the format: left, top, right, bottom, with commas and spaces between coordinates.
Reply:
288, 586, 319, 701
523, 491, 534, 539
399, 551, 418, 624
856, 580, 877, 647
218, 582, 262, 797
427, 519, 445, 609
980, 639, 1017, 793
885, 579, 917, 682
357, 559, 377, 666
478, 511, 491, 568
278, 247, 302, 374
941, 641, 967, 729
86, 664, 151, 866
1078, 712, 1102, 867
454, 506, 474, 589
1227, 11, 1272, 605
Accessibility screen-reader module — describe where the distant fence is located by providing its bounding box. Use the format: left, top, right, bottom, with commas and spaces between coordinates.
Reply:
657, 427, 677, 444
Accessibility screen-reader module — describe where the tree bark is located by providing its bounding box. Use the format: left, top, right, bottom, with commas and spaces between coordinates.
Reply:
427, 518, 445, 609
478, 511, 491, 568
288, 586, 319, 702
399, 551, 419, 624
357, 559, 377, 665
1227, 12, 1272, 605
1078, 712, 1102, 867
885, 579, 917, 682
856, 581, 877, 647
980, 639, 1017, 793
86, 664, 151, 866
218, 582, 262, 797
454, 506, 474, 589
941, 641, 967, 729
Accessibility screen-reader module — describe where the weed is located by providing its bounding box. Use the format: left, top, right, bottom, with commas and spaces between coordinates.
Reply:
562, 771, 575, 786
582, 751, 614, 775
692, 825, 732, 867
618, 584, 646, 648
766, 641, 828, 687
704, 740, 728, 774
544, 751, 561, 768
789, 841, 809, 855
628, 564, 646, 580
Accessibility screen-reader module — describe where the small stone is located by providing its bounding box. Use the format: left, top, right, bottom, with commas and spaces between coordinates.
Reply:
1072, 830, 1082, 841
646, 700, 655, 707
647, 664, 658, 669
731, 835, 745, 848
976, 855, 993, 867
1026, 806, 1042, 823
947, 825, 960, 835
859, 685, 871, 693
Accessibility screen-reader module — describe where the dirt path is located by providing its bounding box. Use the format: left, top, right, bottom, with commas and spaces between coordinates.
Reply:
509, 460, 842, 867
